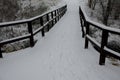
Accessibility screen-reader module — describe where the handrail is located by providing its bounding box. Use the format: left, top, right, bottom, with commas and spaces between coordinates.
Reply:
80, 7, 120, 35
0, 5, 67, 27
79, 6, 120, 65
0, 5, 67, 58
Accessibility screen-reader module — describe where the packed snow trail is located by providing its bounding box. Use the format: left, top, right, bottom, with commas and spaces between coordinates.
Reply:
0, 0, 120, 80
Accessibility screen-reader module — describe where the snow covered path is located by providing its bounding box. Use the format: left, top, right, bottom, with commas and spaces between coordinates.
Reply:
0, 0, 120, 80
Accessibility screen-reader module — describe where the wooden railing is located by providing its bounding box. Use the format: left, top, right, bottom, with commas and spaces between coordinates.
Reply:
79, 6, 120, 65
0, 5, 67, 58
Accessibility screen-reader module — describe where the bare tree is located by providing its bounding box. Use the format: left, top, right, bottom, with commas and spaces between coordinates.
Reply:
99, 0, 115, 25
88, 0, 98, 10
113, 0, 120, 20
88, 0, 93, 8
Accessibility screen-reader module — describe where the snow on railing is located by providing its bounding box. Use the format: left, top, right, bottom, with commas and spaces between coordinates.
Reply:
0, 5, 67, 58
79, 6, 120, 65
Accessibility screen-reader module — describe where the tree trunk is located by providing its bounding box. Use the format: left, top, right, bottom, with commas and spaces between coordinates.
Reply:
88, 0, 93, 8
102, 0, 113, 25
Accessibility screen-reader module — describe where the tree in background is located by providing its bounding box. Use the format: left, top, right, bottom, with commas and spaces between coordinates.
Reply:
88, 0, 119, 25
99, 0, 115, 25
88, 0, 98, 10
113, 0, 120, 20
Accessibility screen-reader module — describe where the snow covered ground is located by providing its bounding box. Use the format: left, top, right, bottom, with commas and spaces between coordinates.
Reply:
0, 0, 120, 80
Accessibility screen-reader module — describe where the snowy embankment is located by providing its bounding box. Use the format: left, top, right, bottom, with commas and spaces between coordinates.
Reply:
0, 0, 120, 80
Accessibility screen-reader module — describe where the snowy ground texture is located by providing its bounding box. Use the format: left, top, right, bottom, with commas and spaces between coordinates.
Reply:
0, 0, 120, 80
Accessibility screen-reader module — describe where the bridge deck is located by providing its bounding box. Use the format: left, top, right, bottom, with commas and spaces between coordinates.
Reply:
0, 0, 120, 80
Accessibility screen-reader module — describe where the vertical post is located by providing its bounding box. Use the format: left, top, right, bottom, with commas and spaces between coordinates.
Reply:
99, 30, 108, 65
65, 5, 67, 13
51, 12, 54, 26
85, 22, 90, 49
64, 7, 66, 14
63, 8, 65, 16
59, 9, 61, 18
62, 10, 64, 16
0, 46, 3, 58
60, 9, 62, 18
55, 10, 57, 23
57, 9, 59, 21
40, 17, 45, 37
63, 7, 65, 16
28, 22, 34, 47
46, 14, 50, 31
61, 9, 63, 17
58, 9, 60, 19
62, 9, 64, 16
81, 19, 85, 38
79, 8, 85, 38
61, 10, 62, 17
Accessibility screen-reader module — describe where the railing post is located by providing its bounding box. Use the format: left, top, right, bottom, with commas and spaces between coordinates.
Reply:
28, 21, 34, 47
63, 8, 65, 15
79, 7, 85, 38
60, 9, 62, 18
55, 10, 57, 23
56, 10, 58, 21
85, 22, 90, 49
99, 30, 108, 65
66, 5, 67, 13
61, 10, 62, 17
0, 46, 3, 58
51, 12, 54, 26
59, 9, 61, 18
61, 9, 63, 17
40, 17, 45, 37
58, 9, 61, 19
57, 9, 59, 21
82, 20, 85, 38
47, 14, 50, 31
79, 13, 85, 38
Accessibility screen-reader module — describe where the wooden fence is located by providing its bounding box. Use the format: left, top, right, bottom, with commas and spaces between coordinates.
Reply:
79, 6, 120, 65
0, 5, 67, 58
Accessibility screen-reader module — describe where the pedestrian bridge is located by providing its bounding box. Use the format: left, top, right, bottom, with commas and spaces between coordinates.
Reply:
0, 0, 120, 80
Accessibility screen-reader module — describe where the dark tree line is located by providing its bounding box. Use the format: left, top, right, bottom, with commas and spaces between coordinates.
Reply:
0, 0, 48, 21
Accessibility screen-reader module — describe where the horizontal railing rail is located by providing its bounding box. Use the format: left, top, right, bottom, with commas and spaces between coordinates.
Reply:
0, 5, 67, 58
79, 6, 120, 65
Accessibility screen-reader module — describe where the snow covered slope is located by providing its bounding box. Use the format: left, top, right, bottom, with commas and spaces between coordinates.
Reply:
0, 0, 120, 80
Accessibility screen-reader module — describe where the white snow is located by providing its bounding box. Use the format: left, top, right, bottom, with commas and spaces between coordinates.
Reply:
0, 0, 120, 80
